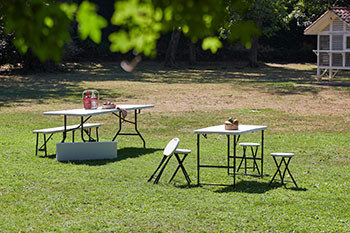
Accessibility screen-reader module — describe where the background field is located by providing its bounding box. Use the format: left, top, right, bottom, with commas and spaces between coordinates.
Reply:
0, 62, 349, 232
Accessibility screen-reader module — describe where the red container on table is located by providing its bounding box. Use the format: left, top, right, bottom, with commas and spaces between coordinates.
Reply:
83, 90, 99, 109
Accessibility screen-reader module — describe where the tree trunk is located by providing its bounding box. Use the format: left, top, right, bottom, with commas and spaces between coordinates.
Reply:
188, 40, 196, 65
248, 36, 258, 68
164, 29, 181, 68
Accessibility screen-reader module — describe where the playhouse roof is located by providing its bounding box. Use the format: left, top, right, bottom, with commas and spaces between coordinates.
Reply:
304, 7, 350, 35
332, 7, 350, 24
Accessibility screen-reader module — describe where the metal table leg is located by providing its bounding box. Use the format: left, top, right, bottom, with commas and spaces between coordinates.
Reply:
197, 134, 200, 186
80, 116, 85, 142
233, 135, 236, 187
112, 109, 146, 148
61, 115, 67, 143
261, 130, 264, 177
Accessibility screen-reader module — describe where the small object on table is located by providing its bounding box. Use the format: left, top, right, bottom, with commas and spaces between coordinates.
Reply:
225, 118, 239, 130
83, 90, 99, 109
102, 101, 116, 109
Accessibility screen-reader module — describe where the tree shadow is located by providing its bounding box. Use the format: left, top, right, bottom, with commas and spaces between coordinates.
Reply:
38, 147, 162, 166
1, 61, 349, 107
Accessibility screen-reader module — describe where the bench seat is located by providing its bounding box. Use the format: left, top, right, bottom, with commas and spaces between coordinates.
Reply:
33, 123, 103, 134
33, 123, 103, 156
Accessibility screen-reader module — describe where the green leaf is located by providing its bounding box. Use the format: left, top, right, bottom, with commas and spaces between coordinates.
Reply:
44, 17, 54, 28
76, 1, 107, 43
60, 3, 77, 20
109, 31, 134, 53
202, 37, 222, 53
13, 38, 28, 54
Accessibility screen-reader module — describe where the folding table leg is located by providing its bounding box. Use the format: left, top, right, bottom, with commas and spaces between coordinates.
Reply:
261, 130, 264, 177
43, 134, 47, 156
35, 133, 39, 155
96, 127, 99, 141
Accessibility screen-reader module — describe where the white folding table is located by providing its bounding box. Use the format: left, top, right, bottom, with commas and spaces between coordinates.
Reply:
43, 104, 154, 148
193, 124, 267, 187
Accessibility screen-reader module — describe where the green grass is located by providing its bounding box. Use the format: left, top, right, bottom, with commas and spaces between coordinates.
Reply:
0, 62, 350, 232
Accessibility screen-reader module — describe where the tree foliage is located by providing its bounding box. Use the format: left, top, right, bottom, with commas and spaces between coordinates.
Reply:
0, 0, 72, 62
291, 0, 350, 27
0, 0, 260, 63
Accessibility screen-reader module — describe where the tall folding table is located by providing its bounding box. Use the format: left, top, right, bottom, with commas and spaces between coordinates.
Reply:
193, 124, 267, 187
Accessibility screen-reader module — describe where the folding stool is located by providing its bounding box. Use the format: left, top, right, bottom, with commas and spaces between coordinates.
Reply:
237, 142, 261, 175
269, 152, 298, 188
148, 138, 191, 185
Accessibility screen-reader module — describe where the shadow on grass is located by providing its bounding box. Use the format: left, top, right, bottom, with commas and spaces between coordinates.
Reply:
214, 180, 273, 193
39, 154, 56, 159
2, 61, 350, 107
116, 147, 162, 161
214, 180, 308, 193
39, 147, 162, 166
268, 182, 308, 191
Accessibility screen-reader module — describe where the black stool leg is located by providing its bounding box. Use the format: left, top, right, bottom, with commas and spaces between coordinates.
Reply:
251, 146, 261, 175
169, 153, 191, 185
237, 146, 247, 172
148, 156, 167, 182
282, 158, 298, 188
269, 157, 284, 186
154, 155, 172, 184
269, 157, 298, 188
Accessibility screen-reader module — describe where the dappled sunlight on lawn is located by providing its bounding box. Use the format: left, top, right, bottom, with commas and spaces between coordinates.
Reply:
1, 61, 350, 120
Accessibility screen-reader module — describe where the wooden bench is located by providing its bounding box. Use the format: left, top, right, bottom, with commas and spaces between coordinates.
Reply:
33, 123, 103, 156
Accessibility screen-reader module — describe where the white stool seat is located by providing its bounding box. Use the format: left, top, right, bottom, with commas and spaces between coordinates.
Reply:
148, 138, 191, 185
239, 142, 260, 147
163, 138, 180, 156
175, 149, 191, 154
271, 152, 294, 157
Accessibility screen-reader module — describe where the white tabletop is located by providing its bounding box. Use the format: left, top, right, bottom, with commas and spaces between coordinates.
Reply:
43, 104, 154, 116
193, 124, 267, 135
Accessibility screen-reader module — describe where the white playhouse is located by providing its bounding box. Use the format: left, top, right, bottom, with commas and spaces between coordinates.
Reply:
304, 7, 350, 81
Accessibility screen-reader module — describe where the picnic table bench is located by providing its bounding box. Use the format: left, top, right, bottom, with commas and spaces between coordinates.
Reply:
33, 123, 103, 156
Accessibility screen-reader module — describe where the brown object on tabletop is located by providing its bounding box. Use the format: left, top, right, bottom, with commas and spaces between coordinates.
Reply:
102, 101, 116, 109
225, 118, 239, 130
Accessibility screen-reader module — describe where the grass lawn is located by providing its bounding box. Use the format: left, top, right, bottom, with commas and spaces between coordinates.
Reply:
0, 61, 349, 232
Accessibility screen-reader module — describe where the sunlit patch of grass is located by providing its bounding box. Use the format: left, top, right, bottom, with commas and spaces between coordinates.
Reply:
0, 62, 350, 232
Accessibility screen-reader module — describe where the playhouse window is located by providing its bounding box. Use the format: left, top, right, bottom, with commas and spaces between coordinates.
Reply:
332, 35, 343, 50
347, 37, 350, 49
319, 52, 329, 66
332, 53, 343, 66
346, 53, 350, 66
320, 35, 329, 50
